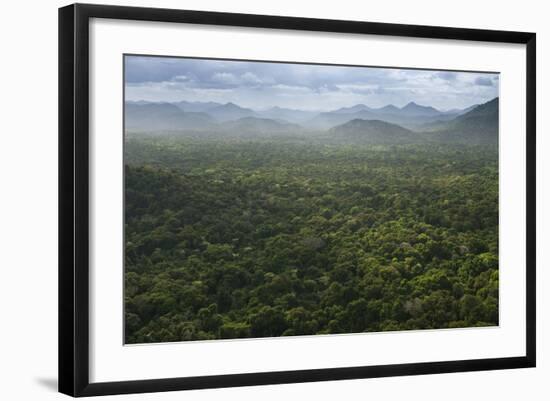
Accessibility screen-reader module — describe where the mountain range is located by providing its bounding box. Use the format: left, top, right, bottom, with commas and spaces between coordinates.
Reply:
125, 97, 498, 145
306, 101, 471, 130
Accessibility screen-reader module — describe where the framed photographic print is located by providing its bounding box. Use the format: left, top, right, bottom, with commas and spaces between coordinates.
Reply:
58, 3, 536, 397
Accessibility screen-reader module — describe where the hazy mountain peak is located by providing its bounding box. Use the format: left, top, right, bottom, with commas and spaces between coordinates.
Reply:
207, 102, 256, 122
400, 101, 441, 116
403, 101, 433, 110
333, 104, 372, 114
376, 104, 400, 113
214, 102, 254, 112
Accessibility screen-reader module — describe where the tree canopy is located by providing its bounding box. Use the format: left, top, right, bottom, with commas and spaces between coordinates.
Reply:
124, 135, 498, 343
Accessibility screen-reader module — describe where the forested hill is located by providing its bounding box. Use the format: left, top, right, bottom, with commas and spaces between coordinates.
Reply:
329, 119, 416, 144
423, 97, 499, 145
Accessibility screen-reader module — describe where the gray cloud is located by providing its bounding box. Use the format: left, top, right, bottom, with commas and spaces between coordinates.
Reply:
124, 56, 499, 111
434, 71, 458, 81
474, 76, 495, 87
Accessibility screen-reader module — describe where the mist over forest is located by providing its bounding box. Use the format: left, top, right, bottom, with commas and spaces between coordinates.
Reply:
125, 97, 499, 146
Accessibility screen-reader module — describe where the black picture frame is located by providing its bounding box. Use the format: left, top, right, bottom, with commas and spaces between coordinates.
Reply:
59, 3, 536, 397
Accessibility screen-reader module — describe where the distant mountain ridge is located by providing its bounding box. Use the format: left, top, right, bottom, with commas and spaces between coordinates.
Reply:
332, 104, 373, 114
377, 104, 401, 114
126, 99, 479, 130
305, 101, 475, 130
125, 97, 498, 145
208, 102, 254, 121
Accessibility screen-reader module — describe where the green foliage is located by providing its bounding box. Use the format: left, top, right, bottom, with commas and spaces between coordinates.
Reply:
124, 136, 498, 343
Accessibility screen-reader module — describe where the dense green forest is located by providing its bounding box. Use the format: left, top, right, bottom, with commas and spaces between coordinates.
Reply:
124, 135, 498, 343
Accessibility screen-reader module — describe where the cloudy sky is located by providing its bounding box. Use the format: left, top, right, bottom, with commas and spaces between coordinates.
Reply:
125, 56, 499, 112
